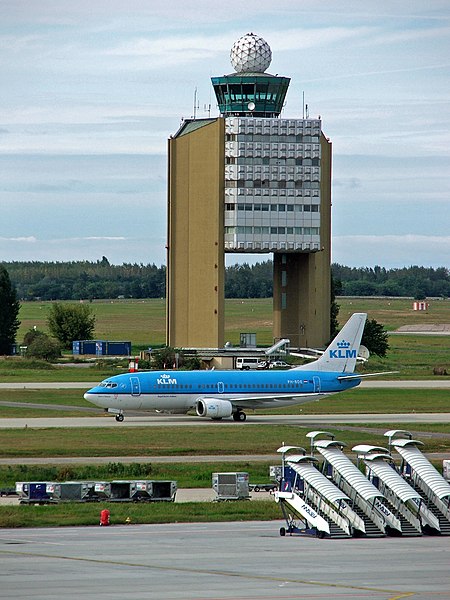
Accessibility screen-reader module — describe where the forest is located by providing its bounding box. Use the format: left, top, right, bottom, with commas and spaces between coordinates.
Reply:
2, 258, 450, 300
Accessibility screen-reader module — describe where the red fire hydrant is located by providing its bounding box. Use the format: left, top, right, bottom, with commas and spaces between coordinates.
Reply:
99, 509, 110, 526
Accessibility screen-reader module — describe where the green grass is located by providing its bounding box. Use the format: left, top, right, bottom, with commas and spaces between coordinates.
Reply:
17, 296, 450, 347
2, 424, 449, 460
0, 425, 301, 458
0, 500, 281, 529
0, 360, 119, 382
336, 297, 450, 331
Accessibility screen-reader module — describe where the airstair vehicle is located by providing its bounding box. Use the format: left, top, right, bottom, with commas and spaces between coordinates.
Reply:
314, 439, 402, 536
353, 445, 439, 535
386, 430, 450, 535
274, 445, 365, 538
274, 446, 331, 538
275, 431, 450, 541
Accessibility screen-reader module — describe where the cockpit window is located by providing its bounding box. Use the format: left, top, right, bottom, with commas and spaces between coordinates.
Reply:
99, 382, 118, 389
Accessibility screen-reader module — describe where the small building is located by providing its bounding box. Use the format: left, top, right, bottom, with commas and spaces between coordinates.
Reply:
413, 301, 428, 311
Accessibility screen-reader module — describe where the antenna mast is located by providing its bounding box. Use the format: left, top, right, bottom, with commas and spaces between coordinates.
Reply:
193, 87, 199, 120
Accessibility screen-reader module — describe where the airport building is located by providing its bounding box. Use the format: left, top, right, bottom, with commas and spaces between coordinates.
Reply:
167, 34, 331, 350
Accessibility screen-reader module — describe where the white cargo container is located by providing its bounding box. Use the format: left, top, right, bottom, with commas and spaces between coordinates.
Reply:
212, 472, 249, 500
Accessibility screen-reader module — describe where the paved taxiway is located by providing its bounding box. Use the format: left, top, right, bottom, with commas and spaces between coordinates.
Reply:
1, 521, 449, 600
1, 412, 449, 430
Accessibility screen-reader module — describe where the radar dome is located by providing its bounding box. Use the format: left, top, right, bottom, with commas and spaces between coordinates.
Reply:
230, 33, 272, 74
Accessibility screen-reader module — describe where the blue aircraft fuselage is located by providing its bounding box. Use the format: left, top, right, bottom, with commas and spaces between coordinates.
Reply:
84, 368, 360, 413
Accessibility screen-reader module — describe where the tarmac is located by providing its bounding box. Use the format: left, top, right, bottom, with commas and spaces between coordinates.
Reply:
1, 520, 449, 599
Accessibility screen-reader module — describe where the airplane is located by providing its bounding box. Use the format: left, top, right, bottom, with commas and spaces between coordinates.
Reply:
84, 312, 384, 423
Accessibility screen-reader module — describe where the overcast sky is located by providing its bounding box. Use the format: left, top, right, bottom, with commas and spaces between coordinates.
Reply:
1, 0, 449, 268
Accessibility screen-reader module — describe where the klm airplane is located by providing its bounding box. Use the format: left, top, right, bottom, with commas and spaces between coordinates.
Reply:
84, 313, 374, 422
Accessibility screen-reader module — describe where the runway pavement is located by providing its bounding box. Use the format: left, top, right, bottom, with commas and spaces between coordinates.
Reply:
1, 412, 449, 429
1, 521, 449, 599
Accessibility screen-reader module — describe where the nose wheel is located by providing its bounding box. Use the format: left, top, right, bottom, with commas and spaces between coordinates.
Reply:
115, 413, 124, 422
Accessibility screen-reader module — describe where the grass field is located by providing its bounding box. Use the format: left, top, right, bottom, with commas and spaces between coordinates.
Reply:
0, 500, 281, 529
1, 422, 449, 460
16, 296, 450, 347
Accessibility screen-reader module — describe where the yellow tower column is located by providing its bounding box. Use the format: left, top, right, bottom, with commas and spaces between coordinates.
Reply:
166, 118, 225, 348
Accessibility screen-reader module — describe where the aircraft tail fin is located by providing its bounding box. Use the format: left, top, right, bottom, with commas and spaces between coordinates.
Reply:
294, 313, 367, 373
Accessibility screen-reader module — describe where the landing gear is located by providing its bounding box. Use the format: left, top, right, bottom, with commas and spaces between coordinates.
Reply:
233, 411, 246, 422
115, 413, 124, 422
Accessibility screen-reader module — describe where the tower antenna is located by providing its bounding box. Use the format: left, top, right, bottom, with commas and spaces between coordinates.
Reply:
193, 87, 199, 120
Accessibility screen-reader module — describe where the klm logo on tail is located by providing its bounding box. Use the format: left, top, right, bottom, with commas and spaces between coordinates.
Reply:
329, 340, 357, 360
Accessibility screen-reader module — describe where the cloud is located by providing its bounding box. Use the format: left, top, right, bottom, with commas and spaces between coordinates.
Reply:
0, 236, 37, 243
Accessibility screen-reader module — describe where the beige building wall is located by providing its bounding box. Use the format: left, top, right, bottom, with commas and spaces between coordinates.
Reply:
273, 134, 332, 348
166, 118, 225, 348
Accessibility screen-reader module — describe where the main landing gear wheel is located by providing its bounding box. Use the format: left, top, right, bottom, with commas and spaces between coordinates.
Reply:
115, 414, 124, 422
233, 411, 246, 422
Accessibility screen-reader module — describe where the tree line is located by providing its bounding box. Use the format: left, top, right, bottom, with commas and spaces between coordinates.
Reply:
0, 264, 390, 358
2, 259, 450, 301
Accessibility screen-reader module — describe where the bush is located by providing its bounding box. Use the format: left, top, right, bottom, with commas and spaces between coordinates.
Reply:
27, 335, 61, 361
47, 303, 95, 349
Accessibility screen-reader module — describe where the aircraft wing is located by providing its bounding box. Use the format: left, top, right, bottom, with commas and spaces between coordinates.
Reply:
208, 392, 329, 409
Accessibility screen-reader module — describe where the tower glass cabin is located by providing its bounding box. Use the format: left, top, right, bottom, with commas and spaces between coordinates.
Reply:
211, 74, 290, 118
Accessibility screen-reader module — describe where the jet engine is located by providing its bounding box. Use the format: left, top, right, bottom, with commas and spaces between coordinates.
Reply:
195, 398, 233, 419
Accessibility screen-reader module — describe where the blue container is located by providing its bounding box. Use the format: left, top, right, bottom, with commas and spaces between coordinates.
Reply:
105, 341, 131, 356
73, 340, 131, 356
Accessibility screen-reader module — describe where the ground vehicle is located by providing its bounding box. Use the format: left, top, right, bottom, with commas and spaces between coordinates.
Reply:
269, 360, 289, 369
235, 357, 265, 370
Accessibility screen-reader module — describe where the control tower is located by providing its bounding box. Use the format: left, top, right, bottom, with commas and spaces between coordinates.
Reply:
166, 34, 331, 349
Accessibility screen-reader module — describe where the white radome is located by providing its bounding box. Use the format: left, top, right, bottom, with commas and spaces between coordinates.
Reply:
230, 33, 272, 74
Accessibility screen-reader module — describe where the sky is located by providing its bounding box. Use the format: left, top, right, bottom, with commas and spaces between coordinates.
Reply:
0, 0, 449, 269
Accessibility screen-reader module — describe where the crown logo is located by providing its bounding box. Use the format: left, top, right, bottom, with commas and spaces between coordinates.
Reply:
337, 340, 351, 349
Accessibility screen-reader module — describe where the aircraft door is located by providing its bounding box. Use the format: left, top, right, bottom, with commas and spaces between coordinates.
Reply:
217, 381, 224, 394
313, 376, 321, 393
130, 376, 141, 396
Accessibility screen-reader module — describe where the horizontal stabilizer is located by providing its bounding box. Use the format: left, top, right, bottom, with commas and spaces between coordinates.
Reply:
337, 371, 399, 382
